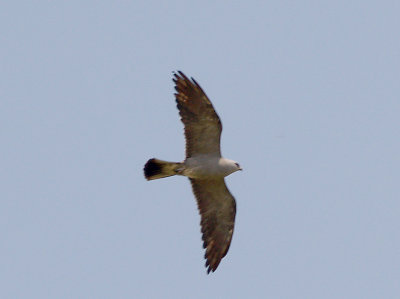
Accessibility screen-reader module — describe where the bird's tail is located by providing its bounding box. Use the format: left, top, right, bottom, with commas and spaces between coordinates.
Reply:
143, 158, 183, 180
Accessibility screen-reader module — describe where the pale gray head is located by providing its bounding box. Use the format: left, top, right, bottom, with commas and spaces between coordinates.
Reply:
220, 158, 242, 176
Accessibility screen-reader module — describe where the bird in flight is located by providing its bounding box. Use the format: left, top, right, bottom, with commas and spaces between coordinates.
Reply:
144, 71, 242, 274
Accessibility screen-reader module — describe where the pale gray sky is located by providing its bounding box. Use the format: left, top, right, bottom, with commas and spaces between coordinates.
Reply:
1, 1, 400, 298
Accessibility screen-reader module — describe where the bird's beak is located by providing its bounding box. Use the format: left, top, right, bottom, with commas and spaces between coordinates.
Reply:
239, 168, 243, 171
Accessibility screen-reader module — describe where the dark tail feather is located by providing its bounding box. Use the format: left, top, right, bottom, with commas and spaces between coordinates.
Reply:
143, 158, 182, 180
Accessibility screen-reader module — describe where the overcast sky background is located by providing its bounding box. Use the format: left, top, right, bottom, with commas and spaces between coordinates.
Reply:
1, 1, 400, 298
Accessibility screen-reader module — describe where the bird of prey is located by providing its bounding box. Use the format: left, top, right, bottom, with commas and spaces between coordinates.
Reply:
144, 71, 241, 274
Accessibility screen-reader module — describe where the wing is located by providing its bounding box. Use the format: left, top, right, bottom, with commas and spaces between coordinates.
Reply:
190, 178, 236, 273
173, 71, 222, 158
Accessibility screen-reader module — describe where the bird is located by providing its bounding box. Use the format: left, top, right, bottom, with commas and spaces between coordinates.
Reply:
144, 71, 242, 274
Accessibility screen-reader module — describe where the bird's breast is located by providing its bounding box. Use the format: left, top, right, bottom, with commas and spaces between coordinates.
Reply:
183, 156, 227, 179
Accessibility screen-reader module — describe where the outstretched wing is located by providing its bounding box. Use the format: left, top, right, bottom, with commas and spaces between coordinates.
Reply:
173, 71, 222, 158
190, 178, 236, 273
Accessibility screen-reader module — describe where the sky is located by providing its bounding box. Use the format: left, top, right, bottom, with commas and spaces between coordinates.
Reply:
1, 1, 400, 298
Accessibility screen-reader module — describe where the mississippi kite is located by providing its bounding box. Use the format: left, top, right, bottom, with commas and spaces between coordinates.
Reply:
144, 71, 241, 273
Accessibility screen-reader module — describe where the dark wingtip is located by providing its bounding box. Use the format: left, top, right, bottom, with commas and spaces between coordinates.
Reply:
204, 255, 218, 274
143, 158, 162, 180
206, 264, 215, 274
173, 70, 190, 82
172, 70, 184, 80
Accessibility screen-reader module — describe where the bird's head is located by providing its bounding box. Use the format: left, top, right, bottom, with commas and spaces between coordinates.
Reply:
234, 162, 242, 171
219, 158, 242, 176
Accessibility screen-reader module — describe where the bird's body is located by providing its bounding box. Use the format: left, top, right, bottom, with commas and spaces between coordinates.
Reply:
144, 71, 241, 273
184, 156, 240, 179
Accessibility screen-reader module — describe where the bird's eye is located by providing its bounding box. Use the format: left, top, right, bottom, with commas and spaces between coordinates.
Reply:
235, 163, 240, 168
